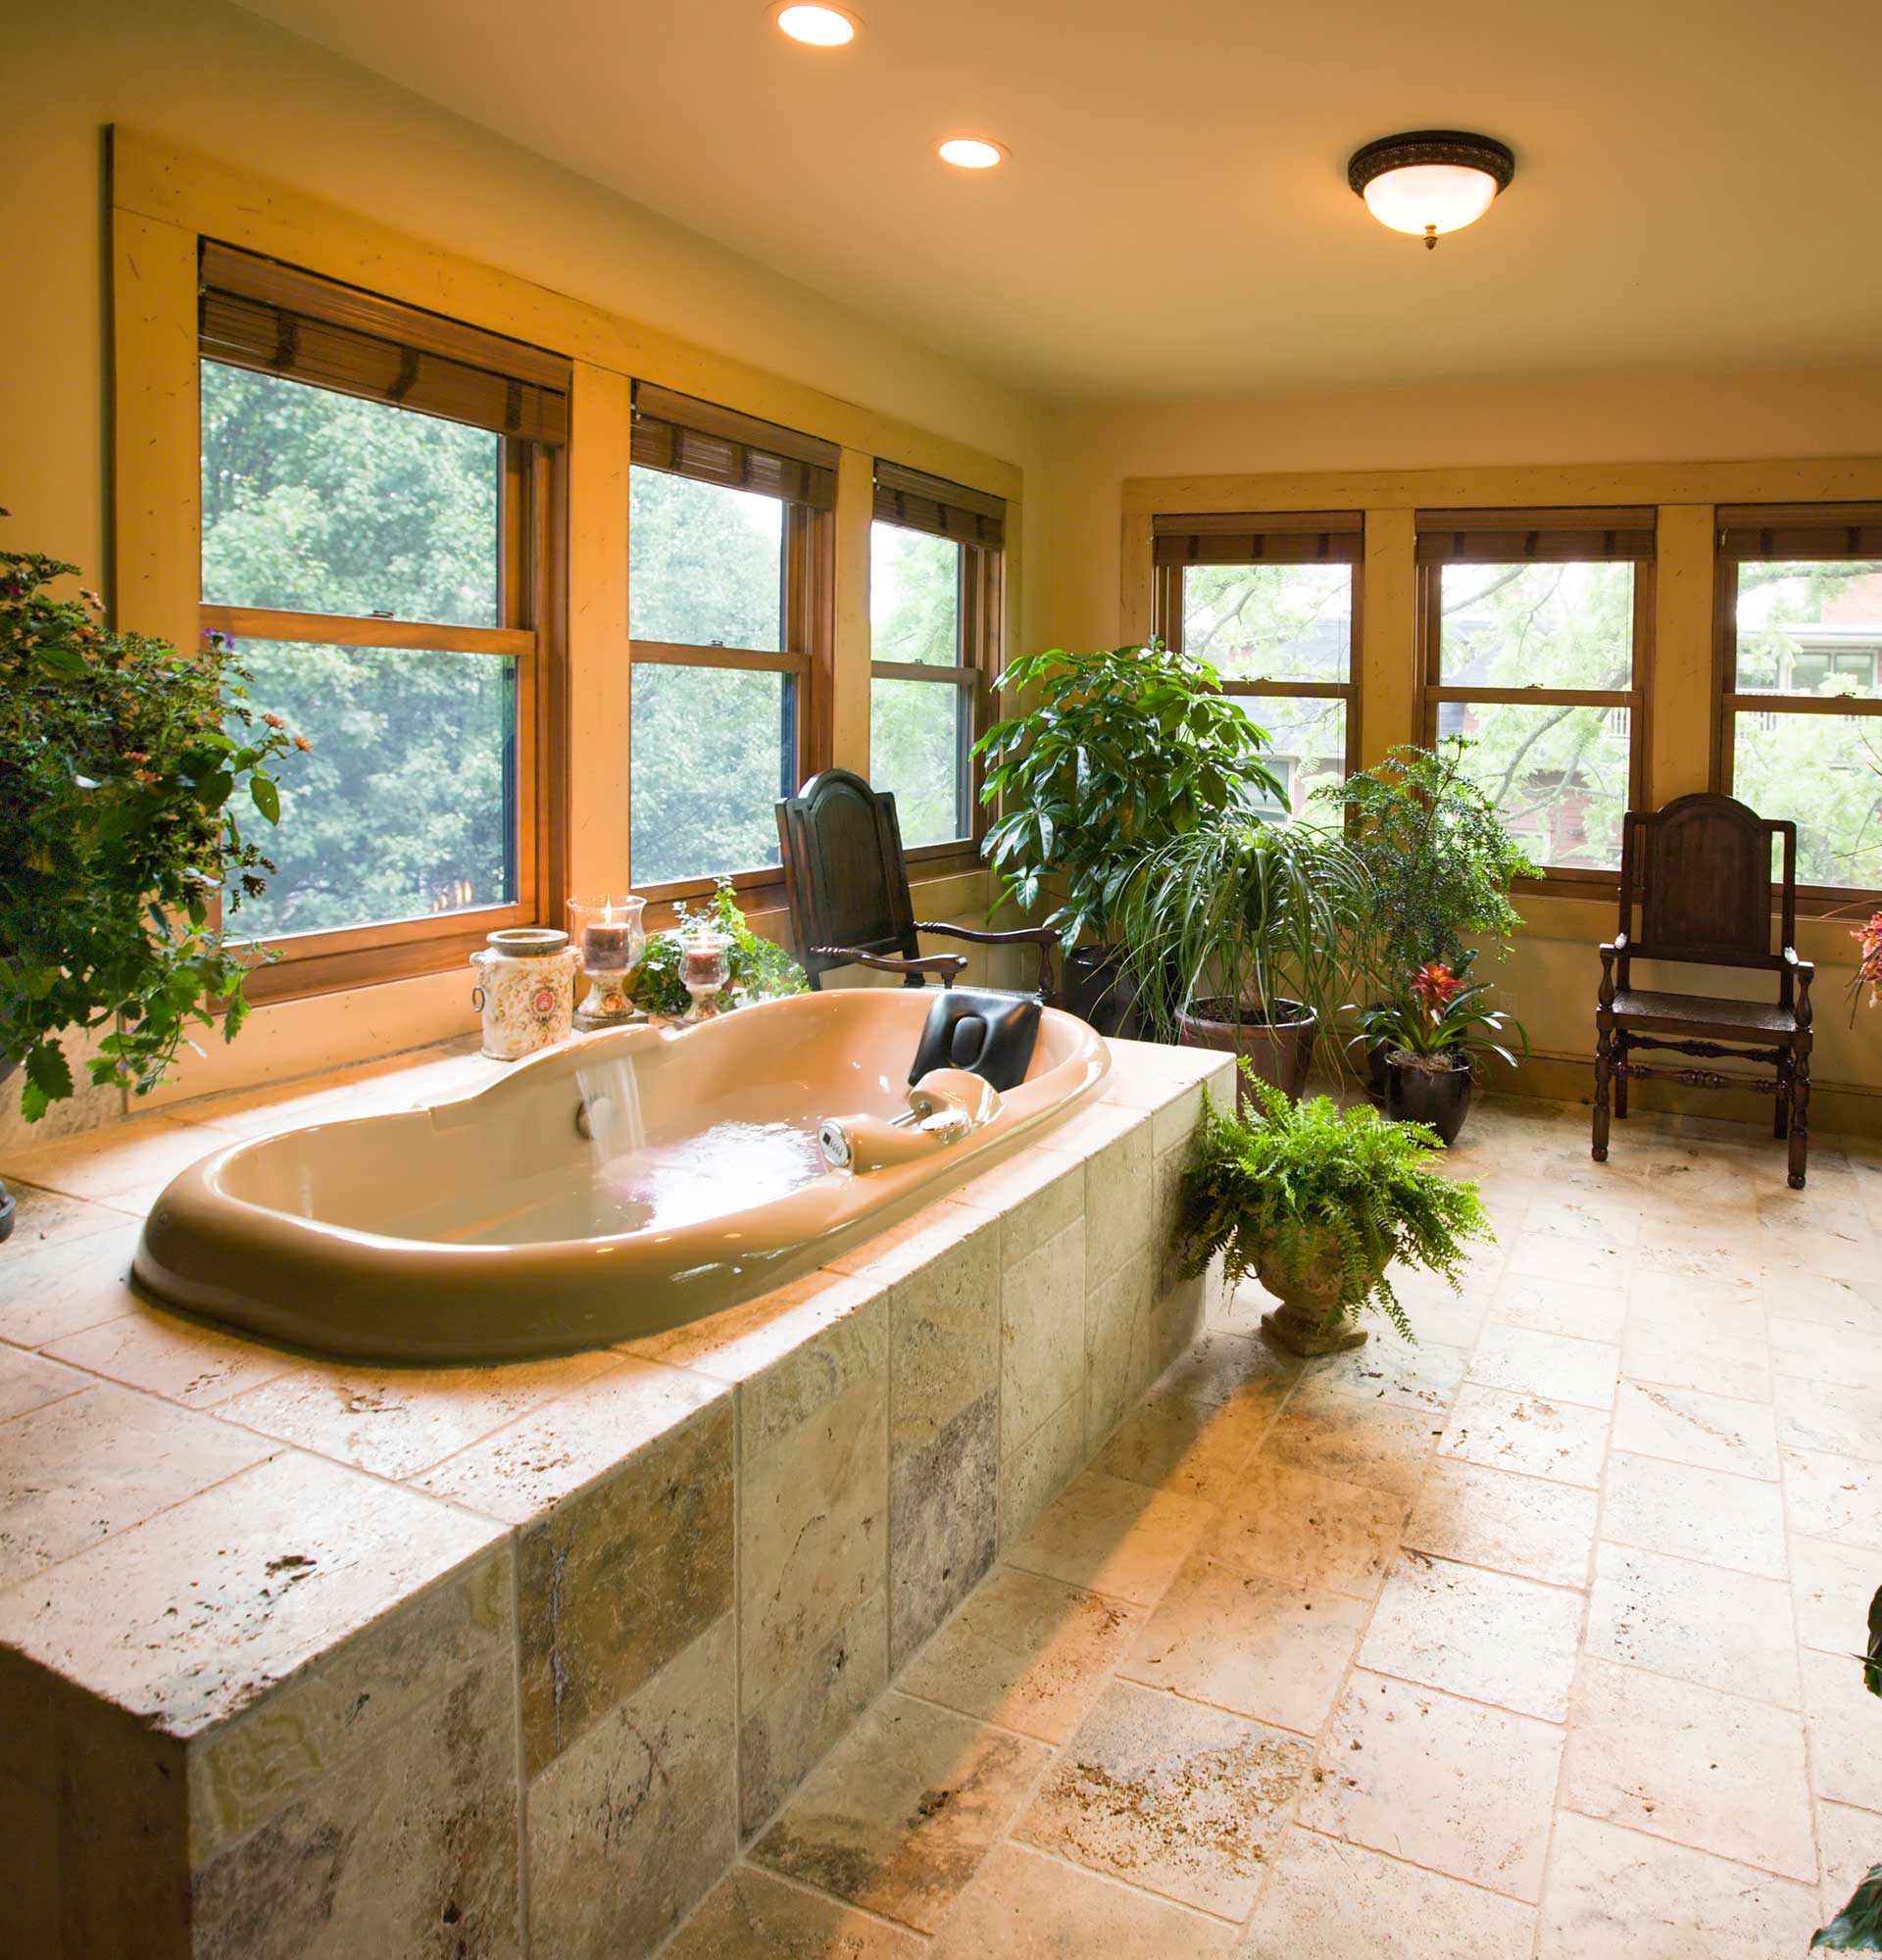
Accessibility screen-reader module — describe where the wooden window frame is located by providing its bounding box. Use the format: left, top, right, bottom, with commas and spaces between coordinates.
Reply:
1150, 511, 1363, 802
867, 514, 1002, 866
626, 432, 836, 906
1712, 502, 1882, 910
1413, 507, 1656, 895
200, 257, 570, 1004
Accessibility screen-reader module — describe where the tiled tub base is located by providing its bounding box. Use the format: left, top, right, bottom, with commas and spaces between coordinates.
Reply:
0, 1036, 1231, 1959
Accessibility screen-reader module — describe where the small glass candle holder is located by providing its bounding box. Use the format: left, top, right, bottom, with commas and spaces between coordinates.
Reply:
678, 928, 732, 1025
568, 894, 647, 1031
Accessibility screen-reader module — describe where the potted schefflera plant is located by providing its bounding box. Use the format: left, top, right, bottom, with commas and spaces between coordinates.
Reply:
975, 639, 1285, 1034
1178, 1073, 1494, 1356
1351, 960, 1528, 1145
1117, 812, 1373, 1099
0, 537, 296, 1239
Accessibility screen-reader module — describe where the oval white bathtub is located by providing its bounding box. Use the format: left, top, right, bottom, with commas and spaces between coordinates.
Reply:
133, 988, 1110, 1362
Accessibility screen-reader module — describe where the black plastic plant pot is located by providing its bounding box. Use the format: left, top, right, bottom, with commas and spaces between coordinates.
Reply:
1064, 945, 1136, 1036
1383, 1051, 1473, 1145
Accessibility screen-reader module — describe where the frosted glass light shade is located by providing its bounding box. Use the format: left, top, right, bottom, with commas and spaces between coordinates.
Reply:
1362, 163, 1500, 238
1348, 132, 1515, 248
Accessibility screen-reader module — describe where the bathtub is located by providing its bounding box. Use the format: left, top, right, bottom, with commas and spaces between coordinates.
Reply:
133, 987, 1110, 1362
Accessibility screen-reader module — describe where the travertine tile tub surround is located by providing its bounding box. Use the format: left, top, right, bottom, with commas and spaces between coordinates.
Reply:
0, 1032, 1231, 1958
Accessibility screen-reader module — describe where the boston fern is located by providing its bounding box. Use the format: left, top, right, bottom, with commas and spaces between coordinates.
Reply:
975, 641, 1285, 943
1, 541, 295, 1119
1177, 1073, 1493, 1339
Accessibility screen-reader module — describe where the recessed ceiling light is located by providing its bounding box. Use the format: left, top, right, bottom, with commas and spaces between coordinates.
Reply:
938, 138, 1005, 171
1348, 130, 1515, 249
774, 4, 859, 47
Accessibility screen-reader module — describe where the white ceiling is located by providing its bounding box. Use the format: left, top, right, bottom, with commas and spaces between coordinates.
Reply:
234, 0, 1882, 403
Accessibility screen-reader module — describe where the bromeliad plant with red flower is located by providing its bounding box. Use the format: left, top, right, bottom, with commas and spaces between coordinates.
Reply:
1350, 958, 1528, 1076
0, 533, 297, 1126
1852, 912, 1882, 1014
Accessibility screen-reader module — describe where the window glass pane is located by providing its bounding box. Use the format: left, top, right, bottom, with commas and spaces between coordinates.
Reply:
1233, 696, 1347, 818
201, 362, 501, 627
1433, 699, 1627, 870
1733, 561, 1882, 698
871, 678, 967, 846
1732, 710, 1882, 887
630, 663, 790, 885
230, 640, 516, 940
870, 523, 961, 665
1439, 562, 1634, 688
629, 466, 784, 651
1181, 564, 1351, 682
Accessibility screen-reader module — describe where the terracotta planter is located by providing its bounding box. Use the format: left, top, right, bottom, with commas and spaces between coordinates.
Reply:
1177, 997, 1315, 1102
1256, 1242, 1369, 1356
0, 1056, 14, 1245
1383, 1051, 1473, 1145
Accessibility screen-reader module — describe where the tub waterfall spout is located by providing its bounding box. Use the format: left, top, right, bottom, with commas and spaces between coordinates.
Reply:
818, 1067, 1003, 1174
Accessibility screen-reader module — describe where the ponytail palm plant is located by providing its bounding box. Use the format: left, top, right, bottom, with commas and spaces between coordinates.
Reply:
1116, 813, 1374, 1054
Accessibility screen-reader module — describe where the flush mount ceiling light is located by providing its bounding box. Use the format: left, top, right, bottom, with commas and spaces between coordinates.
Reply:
1347, 130, 1515, 249
773, 3, 860, 47
937, 137, 1006, 170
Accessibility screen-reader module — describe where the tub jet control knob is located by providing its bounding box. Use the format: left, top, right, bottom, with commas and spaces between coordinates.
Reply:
817, 1118, 854, 1170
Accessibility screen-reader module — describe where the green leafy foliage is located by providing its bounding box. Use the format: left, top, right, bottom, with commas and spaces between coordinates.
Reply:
0, 536, 295, 1117
1116, 813, 1374, 1057
1351, 960, 1529, 1074
1808, 1587, 1882, 1950
1314, 739, 1537, 980
1176, 1074, 1494, 1339
975, 641, 1287, 943
1814, 1866, 1882, 1950
626, 881, 808, 1017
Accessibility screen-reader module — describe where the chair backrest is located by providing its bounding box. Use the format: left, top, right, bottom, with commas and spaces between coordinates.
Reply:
775, 768, 919, 988
1617, 791, 1797, 969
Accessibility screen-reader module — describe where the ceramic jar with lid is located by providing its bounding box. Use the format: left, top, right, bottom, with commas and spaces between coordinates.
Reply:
470, 928, 580, 1060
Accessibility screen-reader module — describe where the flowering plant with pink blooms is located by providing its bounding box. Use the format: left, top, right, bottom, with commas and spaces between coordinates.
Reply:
1, 527, 299, 1124
1852, 913, 1882, 1009
1350, 956, 1528, 1076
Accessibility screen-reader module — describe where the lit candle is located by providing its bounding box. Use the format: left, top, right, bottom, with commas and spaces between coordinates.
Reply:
582, 921, 631, 967
683, 938, 726, 985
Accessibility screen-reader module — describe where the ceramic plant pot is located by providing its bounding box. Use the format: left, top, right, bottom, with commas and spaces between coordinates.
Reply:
1256, 1241, 1368, 1356
1383, 1051, 1473, 1145
0, 1056, 14, 1244
1178, 998, 1316, 1102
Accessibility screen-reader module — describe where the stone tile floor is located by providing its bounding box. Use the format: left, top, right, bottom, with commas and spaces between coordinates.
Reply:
658, 1095, 1882, 1957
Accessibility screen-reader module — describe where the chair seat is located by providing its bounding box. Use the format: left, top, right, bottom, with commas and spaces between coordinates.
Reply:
1610, 988, 1798, 1037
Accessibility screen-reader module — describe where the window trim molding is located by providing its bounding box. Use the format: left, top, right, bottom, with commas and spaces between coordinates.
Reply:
1149, 513, 1364, 804
867, 499, 1002, 856
1711, 501, 1882, 907
1411, 514, 1656, 890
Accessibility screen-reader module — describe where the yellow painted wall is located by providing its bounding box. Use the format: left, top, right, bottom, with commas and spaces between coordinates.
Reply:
0, 0, 1053, 1140
1050, 373, 1882, 1133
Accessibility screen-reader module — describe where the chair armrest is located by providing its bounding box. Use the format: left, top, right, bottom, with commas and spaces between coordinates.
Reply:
1782, 946, 1814, 982
1597, 932, 1627, 1010
815, 946, 967, 986
914, 921, 1059, 1003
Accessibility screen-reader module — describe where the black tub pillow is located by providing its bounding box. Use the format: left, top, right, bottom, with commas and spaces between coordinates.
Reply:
909, 988, 1041, 1093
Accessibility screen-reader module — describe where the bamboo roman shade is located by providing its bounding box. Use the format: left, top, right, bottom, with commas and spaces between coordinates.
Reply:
1415, 508, 1656, 564
1153, 511, 1362, 567
873, 462, 1005, 548
199, 242, 571, 445
1717, 505, 1882, 560
631, 384, 838, 510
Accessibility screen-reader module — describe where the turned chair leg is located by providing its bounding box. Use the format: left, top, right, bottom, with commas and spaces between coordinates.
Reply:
1592, 1026, 1611, 1162
1788, 1048, 1810, 1189
1774, 1055, 1792, 1141
1612, 1036, 1630, 1120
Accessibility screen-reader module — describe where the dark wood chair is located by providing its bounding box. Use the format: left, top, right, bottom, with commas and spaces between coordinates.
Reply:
1594, 791, 1814, 1187
775, 768, 1059, 1001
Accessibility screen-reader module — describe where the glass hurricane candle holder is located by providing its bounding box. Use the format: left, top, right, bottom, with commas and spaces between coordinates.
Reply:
568, 894, 647, 1031
678, 928, 732, 1025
